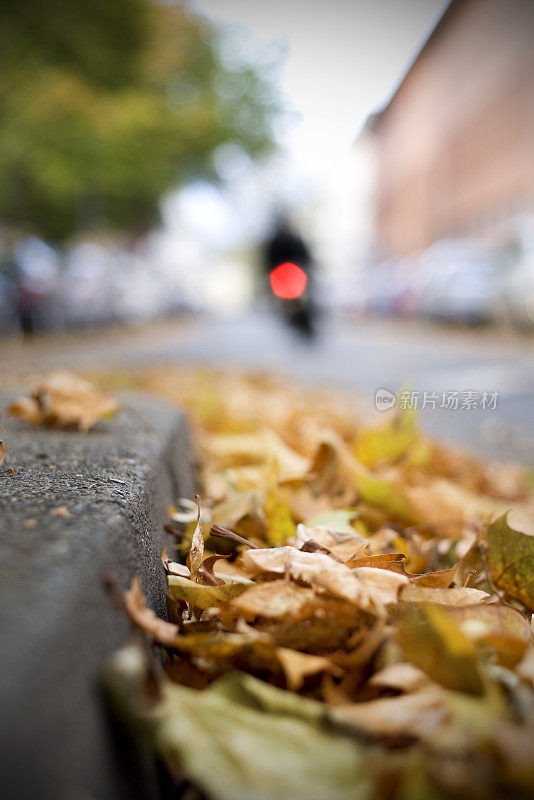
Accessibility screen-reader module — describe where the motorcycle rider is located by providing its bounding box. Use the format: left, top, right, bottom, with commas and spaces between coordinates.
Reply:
262, 215, 316, 337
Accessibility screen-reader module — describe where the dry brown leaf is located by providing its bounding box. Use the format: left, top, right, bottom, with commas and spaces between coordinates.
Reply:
404, 478, 506, 526
276, 648, 341, 691
189, 495, 204, 581
8, 396, 41, 424
9, 371, 118, 431
0, 441, 5, 467
410, 564, 458, 588
243, 546, 407, 613
124, 576, 181, 646
346, 552, 407, 575
230, 580, 316, 621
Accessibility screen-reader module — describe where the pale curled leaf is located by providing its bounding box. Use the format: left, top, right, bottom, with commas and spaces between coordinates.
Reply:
399, 584, 491, 606
170, 497, 212, 524
0, 441, 5, 467
368, 662, 432, 693
303, 508, 360, 535
243, 546, 407, 612
161, 550, 191, 578
294, 523, 366, 561
330, 689, 448, 741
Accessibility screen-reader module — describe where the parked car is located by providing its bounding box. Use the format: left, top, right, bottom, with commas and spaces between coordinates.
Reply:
60, 243, 118, 327
366, 259, 405, 315
0, 274, 17, 333
499, 228, 534, 328
417, 239, 505, 324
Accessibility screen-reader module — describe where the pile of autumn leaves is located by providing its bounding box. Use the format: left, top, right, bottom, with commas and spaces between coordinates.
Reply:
102, 369, 534, 800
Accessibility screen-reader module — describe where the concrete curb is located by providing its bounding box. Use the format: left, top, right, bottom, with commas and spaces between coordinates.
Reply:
0, 392, 196, 800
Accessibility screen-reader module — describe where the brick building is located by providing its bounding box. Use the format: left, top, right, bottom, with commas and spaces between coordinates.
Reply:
369, 0, 534, 259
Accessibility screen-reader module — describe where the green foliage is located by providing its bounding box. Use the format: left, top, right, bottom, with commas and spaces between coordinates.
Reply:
0, 1, 278, 241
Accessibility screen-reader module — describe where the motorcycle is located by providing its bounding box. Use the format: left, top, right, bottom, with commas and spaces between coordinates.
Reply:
268, 260, 316, 338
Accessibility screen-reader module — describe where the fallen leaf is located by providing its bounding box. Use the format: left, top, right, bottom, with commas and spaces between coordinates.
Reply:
409, 564, 458, 588
9, 371, 118, 431
304, 508, 360, 534
397, 603, 484, 694
161, 549, 191, 577
189, 495, 204, 581
293, 523, 366, 561
230, 580, 316, 621
167, 573, 251, 610
447, 604, 531, 668
264, 484, 296, 547
8, 396, 41, 424
243, 546, 407, 612
368, 662, 432, 693
487, 514, 534, 610
346, 551, 407, 575
124, 577, 180, 646
103, 366, 534, 798
0, 441, 5, 467
277, 648, 341, 691
399, 585, 490, 606
354, 407, 422, 469
104, 647, 369, 800
516, 645, 534, 685
330, 688, 448, 741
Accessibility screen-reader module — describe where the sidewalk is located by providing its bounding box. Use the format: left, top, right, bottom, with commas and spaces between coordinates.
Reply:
0, 392, 195, 800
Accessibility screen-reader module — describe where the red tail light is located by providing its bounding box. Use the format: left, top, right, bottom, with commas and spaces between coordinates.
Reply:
269, 261, 308, 299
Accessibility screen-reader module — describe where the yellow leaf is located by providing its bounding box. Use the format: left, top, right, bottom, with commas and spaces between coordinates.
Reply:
397, 604, 484, 694
263, 463, 296, 546
355, 407, 423, 469
167, 574, 251, 610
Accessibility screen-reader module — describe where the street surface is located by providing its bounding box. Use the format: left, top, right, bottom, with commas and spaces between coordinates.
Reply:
2, 310, 534, 464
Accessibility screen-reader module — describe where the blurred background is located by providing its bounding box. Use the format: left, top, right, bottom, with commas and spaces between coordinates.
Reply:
1, 0, 534, 457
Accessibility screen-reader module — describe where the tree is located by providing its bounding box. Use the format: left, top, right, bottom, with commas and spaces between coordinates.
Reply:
0, 1, 279, 241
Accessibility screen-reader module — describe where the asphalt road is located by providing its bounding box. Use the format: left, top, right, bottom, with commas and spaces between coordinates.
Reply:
2, 309, 534, 464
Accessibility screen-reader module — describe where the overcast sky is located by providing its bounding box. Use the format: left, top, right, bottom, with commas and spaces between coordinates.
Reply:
193, 0, 446, 173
